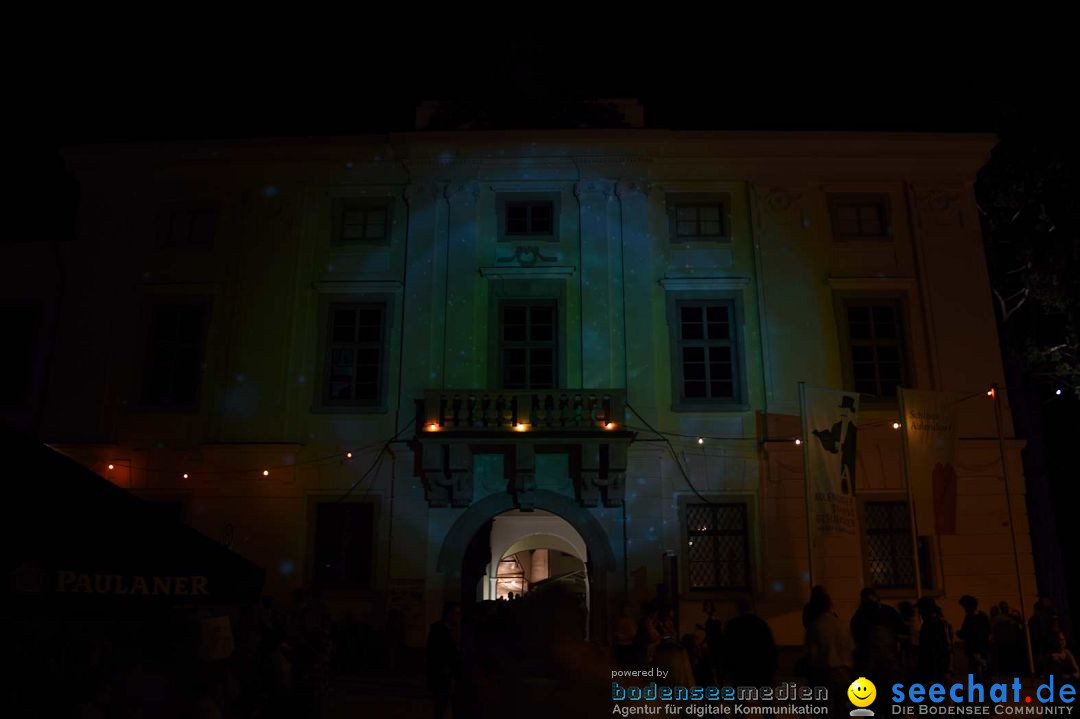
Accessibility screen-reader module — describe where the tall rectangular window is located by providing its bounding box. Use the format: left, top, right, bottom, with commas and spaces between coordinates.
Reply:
313, 502, 375, 590
863, 500, 916, 589
141, 302, 207, 409
686, 503, 750, 590
829, 194, 891, 241
500, 302, 557, 389
676, 301, 739, 403
323, 303, 386, 407
843, 300, 908, 399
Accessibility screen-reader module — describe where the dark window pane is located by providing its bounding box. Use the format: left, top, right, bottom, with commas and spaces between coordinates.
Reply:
845, 302, 907, 399
530, 204, 553, 234
682, 346, 705, 363
711, 381, 734, 398
684, 380, 707, 398
506, 204, 530, 234
683, 362, 706, 380
313, 503, 374, 590
142, 304, 205, 408
324, 303, 385, 405
687, 504, 749, 590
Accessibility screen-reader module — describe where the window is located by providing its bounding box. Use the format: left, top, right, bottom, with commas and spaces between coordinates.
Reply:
675, 301, 739, 403
686, 503, 750, 590
500, 302, 557, 389
160, 203, 218, 248
322, 303, 386, 407
496, 194, 559, 242
312, 502, 374, 590
842, 300, 908, 399
829, 194, 890, 241
668, 195, 728, 241
141, 302, 207, 409
863, 500, 915, 589
333, 199, 389, 244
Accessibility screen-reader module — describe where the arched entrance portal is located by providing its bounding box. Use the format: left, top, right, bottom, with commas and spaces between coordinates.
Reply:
436, 490, 616, 642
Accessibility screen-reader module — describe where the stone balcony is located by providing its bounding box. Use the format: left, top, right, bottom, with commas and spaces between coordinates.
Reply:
415, 388, 633, 509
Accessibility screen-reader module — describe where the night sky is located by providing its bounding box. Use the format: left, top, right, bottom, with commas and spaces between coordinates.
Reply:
27, 39, 1074, 144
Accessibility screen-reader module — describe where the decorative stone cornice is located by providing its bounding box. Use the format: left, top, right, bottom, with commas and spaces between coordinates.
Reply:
444, 181, 480, 205
659, 276, 750, 291
403, 181, 442, 204
574, 179, 616, 200
615, 179, 651, 198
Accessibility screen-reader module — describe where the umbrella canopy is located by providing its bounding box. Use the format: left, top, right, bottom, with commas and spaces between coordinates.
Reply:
7, 431, 264, 607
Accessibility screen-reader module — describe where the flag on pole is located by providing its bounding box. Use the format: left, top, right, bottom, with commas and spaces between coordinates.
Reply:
799, 385, 860, 537
898, 388, 960, 535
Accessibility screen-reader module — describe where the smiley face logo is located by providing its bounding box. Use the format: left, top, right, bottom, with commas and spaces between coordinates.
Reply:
848, 677, 877, 708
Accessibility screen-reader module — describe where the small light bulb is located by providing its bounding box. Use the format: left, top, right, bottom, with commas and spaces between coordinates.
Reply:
892, 421, 901, 430
182, 473, 189, 479
1056, 389, 1063, 396
262, 470, 269, 477
346, 451, 353, 459
515, 422, 526, 431
987, 387, 995, 398
794, 438, 802, 446
604, 421, 615, 430
107, 464, 114, 470
427, 422, 440, 431
697, 437, 704, 445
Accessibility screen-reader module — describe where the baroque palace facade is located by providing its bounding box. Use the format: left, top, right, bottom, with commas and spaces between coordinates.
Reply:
3, 129, 1035, 647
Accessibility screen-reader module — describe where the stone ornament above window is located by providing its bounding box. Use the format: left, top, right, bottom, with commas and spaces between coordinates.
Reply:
496, 246, 558, 267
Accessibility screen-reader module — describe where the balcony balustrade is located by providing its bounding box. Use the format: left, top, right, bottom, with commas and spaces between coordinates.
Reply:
420, 388, 625, 434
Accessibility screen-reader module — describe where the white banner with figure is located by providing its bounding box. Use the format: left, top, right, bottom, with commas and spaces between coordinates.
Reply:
799, 384, 860, 537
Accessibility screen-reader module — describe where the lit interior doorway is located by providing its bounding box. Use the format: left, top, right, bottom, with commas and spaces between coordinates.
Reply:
477, 510, 590, 633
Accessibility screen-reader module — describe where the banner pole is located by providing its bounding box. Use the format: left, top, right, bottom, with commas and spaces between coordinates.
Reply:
798, 382, 815, 590
898, 388, 924, 602
992, 383, 1036, 675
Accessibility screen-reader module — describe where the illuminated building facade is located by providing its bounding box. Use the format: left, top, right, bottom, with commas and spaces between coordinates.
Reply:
2, 129, 1034, 648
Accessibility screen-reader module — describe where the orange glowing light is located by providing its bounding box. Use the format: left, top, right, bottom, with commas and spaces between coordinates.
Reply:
262, 469, 269, 476
515, 422, 527, 432
107, 464, 114, 470
987, 386, 996, 398
604, 421, 616, 430
892, 421, 901, 429
427, 422, 440, 432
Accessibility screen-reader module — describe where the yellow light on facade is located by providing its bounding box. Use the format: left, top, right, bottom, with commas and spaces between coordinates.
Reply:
794, 438, 802, 446
892, 421, 901, 430
427, 422, 440, 432
604, 421, 616, 430
987, 387, 996, 398
262, 469, 269, 477
107, 464, 114, 470
514, 422, 527, 432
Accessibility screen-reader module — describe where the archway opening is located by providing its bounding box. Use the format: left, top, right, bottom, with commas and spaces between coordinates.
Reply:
436, 490, 616, 644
